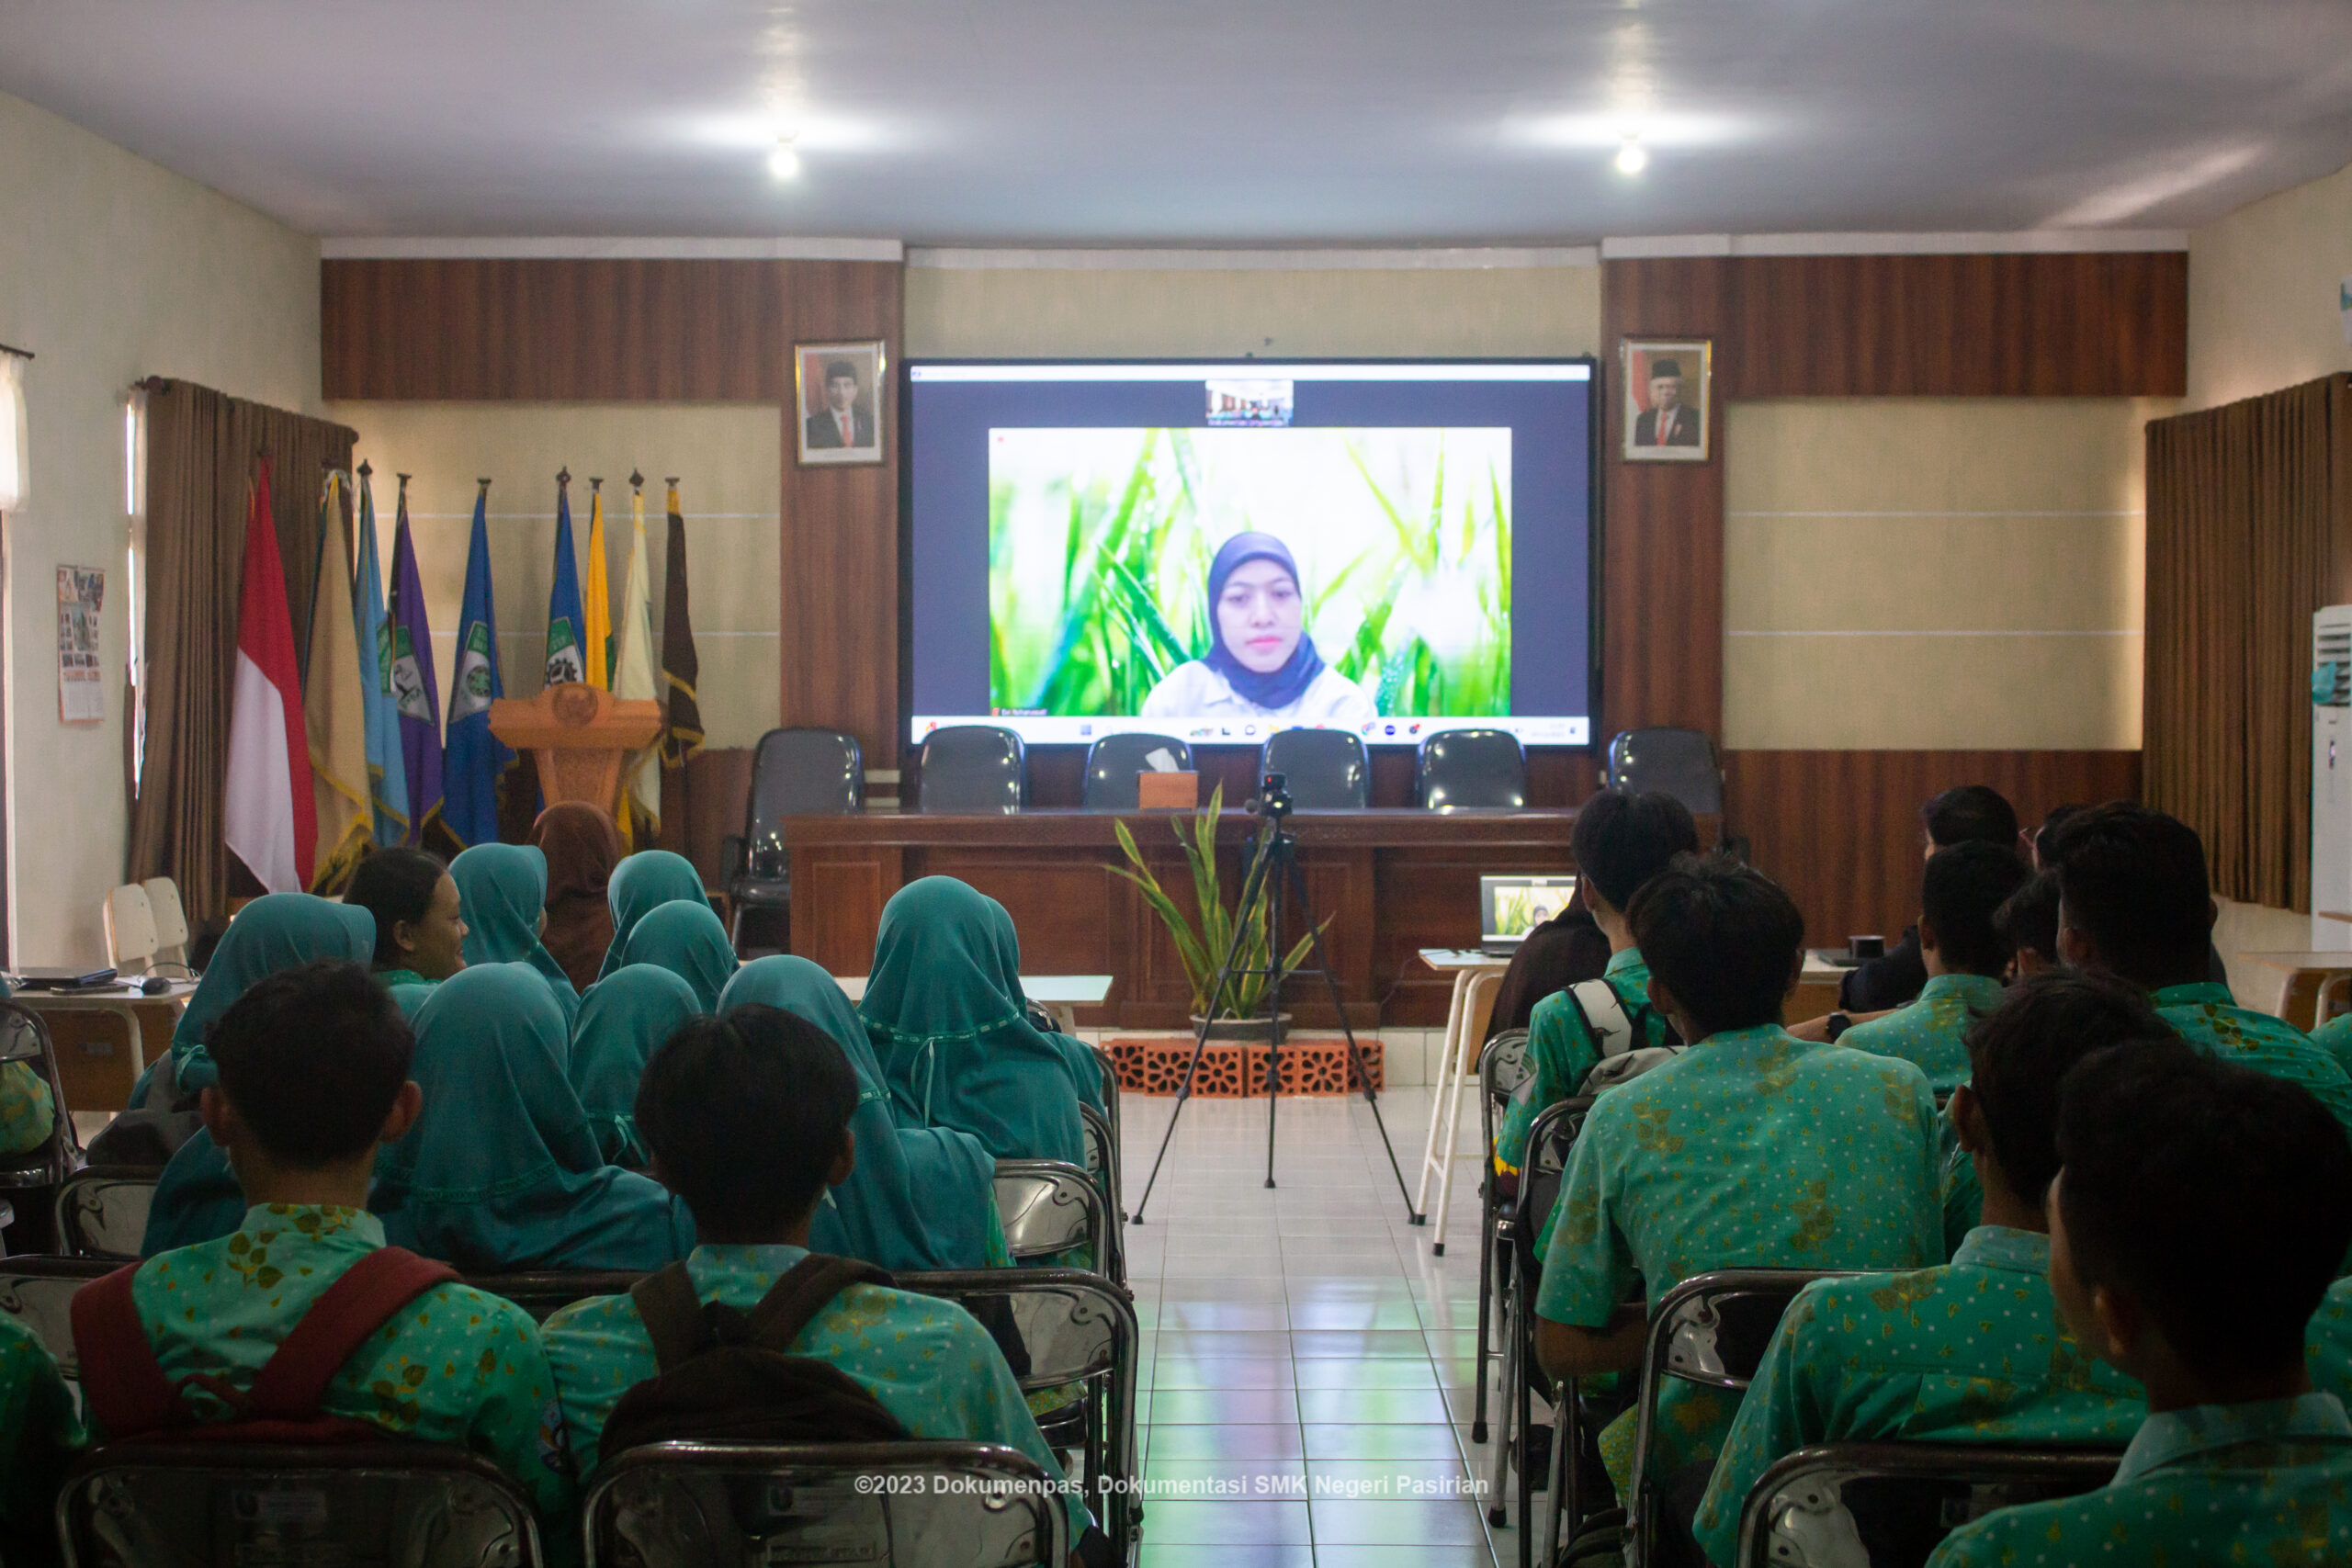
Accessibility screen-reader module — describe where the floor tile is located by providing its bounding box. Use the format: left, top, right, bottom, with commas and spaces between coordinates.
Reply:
1299, 1387, 1455, 1425
1153, 1301, 1290, 1332
1142, 1457, 1311, 1491
1148, 1387, 1298, 1424
1303, 1424, 1466, 1461
1138, 1547, 1316, 1568
1158, 1329, 1295, 1359
1288, 1300, 1428, 1331
1312, 1548, 1497, 1568
1153, 1357, 1296, 1390
1311, 1498, 1492, 1546
1307, 1459, 1480, 1492
1136, 1500, 1313, 1545
1146, 1424, 1306, 1461
1295, 1359, 1440, 1390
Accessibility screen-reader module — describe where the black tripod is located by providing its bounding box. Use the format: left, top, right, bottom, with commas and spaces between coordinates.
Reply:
1131, 772, 1418, 1223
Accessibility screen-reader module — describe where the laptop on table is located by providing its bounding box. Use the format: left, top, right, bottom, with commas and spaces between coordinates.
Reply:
1477, 874, 1577, 958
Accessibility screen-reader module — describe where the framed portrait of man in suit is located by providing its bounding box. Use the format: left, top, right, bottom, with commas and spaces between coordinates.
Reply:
1620, 337, 1711, 462
796, 340, 887, 466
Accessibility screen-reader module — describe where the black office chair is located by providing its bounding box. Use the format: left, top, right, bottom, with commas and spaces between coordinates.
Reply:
1261, 728, 1369, 810
1418, 728, 1528, 810
722, 727, 864, 944
1080, 733, 1194, 810
915, 725, 1027, 814
1603, 727, 1724, 817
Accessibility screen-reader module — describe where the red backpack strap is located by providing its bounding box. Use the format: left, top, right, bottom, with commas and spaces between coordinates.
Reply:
71, 1262, 183, 1438
243, 1247, 458, 1421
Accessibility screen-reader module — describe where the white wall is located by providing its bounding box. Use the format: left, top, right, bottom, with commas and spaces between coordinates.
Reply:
0, 88, 321, 965
2186, 156, 2352, 412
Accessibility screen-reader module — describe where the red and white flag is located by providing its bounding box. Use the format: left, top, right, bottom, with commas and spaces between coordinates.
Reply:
224, 461, 317, 892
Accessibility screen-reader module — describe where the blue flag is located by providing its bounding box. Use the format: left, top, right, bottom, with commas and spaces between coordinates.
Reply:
389, 479, 444, 846
441, 482, 514, 848
352, 467, 411, 847
545, 473, 588, 686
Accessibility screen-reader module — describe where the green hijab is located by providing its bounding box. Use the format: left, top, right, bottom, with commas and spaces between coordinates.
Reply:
620, 899, 739, 1011
570, 964, 702, 1166
372, 964, 695, 1271
858, 876, 1086, 1165
451, 842, 582, 1029
720, 956, 999, 1271
599, 852, 708, 980
983, 894, 1108, 1113
131, 893, 375, 1106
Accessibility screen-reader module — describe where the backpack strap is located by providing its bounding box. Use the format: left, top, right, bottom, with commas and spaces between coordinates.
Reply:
744, 1255, 897, 1352
1566, 978, 1641, 1061
72, 1262, 181, 1438
628, 1262, 708, 1374
243, 1247, 458, 1420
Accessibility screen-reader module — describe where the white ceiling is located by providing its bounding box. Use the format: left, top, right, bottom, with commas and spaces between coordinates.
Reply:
4, 1, 2351, 245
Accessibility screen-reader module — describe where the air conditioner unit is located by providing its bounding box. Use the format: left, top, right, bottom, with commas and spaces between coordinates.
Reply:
2313, 607, 2352, 936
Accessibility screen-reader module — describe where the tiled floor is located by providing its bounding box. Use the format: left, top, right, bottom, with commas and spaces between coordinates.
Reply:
1114, 1082, 1521, 1568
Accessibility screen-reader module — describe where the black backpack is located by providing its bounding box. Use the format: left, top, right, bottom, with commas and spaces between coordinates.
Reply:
599, 1254, 911, 1458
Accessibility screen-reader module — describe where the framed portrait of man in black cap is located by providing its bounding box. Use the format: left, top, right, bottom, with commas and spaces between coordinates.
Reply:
1620, 337, 1711, 462
796, 340, 887, 466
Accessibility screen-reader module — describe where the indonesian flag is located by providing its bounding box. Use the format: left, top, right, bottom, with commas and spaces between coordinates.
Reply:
224, 461, 317, 892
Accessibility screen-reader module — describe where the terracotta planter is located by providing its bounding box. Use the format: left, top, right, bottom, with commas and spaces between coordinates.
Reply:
1187, 1012, 1296, 1043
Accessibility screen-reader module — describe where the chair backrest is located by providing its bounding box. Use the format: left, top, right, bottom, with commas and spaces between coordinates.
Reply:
991, 1159, 1106, 1263
1603, 727, 1724, 817
0, 1257, 109, 1377
1075, 1102, 1124, 1286
55, 1168, 161, 1261
0, 999, 77, 1183
464, 1269, 650, 1324
142, 875, 193, 962
1080, 733, 1195, 810
1734, 1441, 2124, 1568
583, 1439, 1066, 1568
916, 725, 1027, 814
1261, 728, 1370, 811
1514, 1098, 1594, 1264
1417, 728, 1528, 811
744, 728, 864, 862
61, 1441, 541, 1568
104, 884, 160, 970
1479, 1029, 1533, 1109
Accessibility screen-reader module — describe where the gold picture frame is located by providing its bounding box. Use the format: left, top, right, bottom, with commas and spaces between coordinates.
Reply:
1619, 337, 1712, 462
795, 340, 888, 466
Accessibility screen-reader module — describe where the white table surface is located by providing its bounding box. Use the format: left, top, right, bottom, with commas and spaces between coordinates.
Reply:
1418, 948, 1510, 971
10, 977, 197, 1007
832, 975, 1114, 1004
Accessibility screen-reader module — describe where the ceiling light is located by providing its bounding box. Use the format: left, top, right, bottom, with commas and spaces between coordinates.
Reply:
1614, 137, 1648, 175
767, 135, 801, 180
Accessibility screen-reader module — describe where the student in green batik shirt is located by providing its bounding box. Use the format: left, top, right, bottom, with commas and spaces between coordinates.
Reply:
80, 961, 573, 1535
1493, 789, 1698, 1184
1822, 842, 2029, 1095
344, 847, 469, 993
1690, 973, 2168, 1567
1535, 857, 1944, 1506
541, 1003, 1097, 1551
1928, 1041, 2352, 1566
2044, 803, 2352, 1136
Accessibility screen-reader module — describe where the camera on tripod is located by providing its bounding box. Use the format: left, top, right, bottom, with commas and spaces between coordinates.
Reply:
1250, 771, 1294, 822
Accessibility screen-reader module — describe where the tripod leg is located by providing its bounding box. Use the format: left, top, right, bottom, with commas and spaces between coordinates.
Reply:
1261, 833, 1285, 1191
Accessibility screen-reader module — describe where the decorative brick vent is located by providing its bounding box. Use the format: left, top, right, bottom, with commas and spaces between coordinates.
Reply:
1104, 1037, 1383, 1097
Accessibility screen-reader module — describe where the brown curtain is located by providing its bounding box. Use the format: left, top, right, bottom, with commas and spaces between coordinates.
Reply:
125, 380, 356, 922
2143, 374, 2352, 912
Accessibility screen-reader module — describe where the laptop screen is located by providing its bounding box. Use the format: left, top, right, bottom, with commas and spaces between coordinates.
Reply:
1480, 874, 1578, 945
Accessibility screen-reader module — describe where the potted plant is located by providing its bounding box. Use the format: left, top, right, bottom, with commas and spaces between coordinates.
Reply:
1109, 784, 1322, 1039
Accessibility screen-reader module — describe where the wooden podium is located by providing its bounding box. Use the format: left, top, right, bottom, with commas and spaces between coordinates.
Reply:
490, 684, 663, 819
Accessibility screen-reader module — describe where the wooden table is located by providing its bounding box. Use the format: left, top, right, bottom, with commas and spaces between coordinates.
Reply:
786, 808, 1577, 1031
16, 981, 196, 1114
1791, 953, 1851, 1027
834, 974, 1114, 1036
2237, 952, 2352, 1032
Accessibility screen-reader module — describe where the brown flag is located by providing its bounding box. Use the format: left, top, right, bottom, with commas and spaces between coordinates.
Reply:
660, 479, 705, 767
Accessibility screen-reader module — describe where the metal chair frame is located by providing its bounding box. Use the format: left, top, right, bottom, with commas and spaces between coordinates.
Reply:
582, 1439, 1065, 1568
1469, 1027, 1532, 1443
51, 1168, 162, 1261
1076, 1101, 1124, 1286
0, 1255, 108, 1377
0, 999, 84, 1194
991, 1158, 1110, 1271
1732, 1440, 2124, 1568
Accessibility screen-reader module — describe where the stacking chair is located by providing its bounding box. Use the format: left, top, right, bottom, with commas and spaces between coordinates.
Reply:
1080, 732, 1193, 810
0, 1255, 108, 1377
583, 1440, 1065, 1568
465, 1270, 649, 1325
1260, 728, 1369, 810
53, 1167, 161, 1260
102, 883, 161, 974
915, 725, 1027, 814
1486, 1095, 1594, 1563
142, 875, 196, 972
1076, 1101, 1125, 1284
0, 1000, 83, 1254
992, 1159, 1110, 1270
1733, 1441, 2123, 1568
62, 1441, 544, 1568
723, 727, 865, 944
1470, 1026, 1532, 1443
1602, 728, 1724, 817
1417, 728, 1529, 811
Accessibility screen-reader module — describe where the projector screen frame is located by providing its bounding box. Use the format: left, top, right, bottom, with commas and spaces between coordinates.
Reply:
894, 353, 1605, 761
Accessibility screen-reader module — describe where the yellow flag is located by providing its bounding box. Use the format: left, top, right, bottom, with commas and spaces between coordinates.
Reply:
583, 481, 613, 690
613, 482, 663, 847
305, 471, 371, 891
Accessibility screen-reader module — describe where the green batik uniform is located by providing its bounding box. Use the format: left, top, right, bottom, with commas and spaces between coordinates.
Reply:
1692, 1226, 2143, 1567
1926, 1393, 2352, 1567
569, 964, 705, 1166
1496, 949, 1661, 1179
1939, 1125, 1983, 1260
1834, 972, 2004, 1096
2310, 1277, 2352, 1406
2154, 981, 2352, 1137
121, 1205, 572, 1533
596, 852, 708, 983
543, 1243, 1091, 1542
1535, 1025, 1943, 1501
617, 898, 738, 1013
0, 1060, 53, 1156
0, 1314, 79, 1560
2311, 1010, 2352, 1077
451, 842, 583, 1032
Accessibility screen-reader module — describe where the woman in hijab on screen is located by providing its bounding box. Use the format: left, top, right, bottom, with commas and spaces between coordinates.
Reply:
533, 802, 622, 995
1139, 531, 1376, 725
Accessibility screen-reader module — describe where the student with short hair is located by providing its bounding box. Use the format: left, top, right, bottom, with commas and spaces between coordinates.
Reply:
73, 962, 571, 1529
1691, 973, 2163, 1566
1926, 1043, 2352, 1565
1831, 841, 2030, 1093
1494, 788, 1699, 1200
1992, 870, 2061, 979
541, 1004, 1093, 1547
2046, 802, 2352, 1125
1842, 785, 2019, 1011
1535, 857, 1942, 1500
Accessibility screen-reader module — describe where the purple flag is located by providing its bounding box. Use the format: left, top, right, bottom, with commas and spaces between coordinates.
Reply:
388, 478, 444, 846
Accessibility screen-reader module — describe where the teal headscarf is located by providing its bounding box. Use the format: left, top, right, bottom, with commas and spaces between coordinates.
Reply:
570, 964, 702, 1166
858, 876, 1086, 1165
372, 964, 695, 1271
982, 894, 1108, 1113
451, 842, 582, 1030
720, 956, 999, 1271
599, 852, 708, 980
130, 893, 375, 1107
620, 899, 739, 1011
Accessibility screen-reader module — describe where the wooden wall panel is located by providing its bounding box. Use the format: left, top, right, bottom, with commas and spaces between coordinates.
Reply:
1726, 748, 2143, 944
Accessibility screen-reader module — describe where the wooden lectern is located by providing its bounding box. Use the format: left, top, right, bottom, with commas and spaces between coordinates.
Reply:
490, 684, 663, 819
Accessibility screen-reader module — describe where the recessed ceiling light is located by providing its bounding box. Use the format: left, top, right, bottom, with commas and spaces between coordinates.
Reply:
767, 135, 801, 180
1614, 137, 1648, 175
